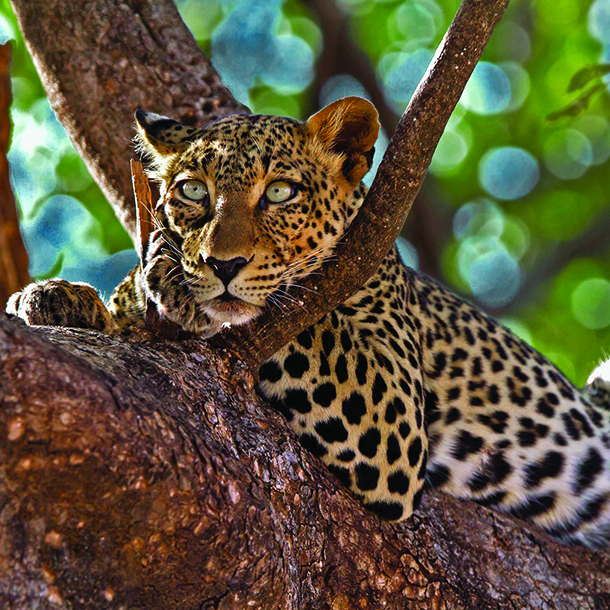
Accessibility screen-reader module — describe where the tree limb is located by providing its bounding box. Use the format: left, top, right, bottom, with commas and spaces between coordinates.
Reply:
0, 43, 29, 307
5, 1, 604, 607
11, 0, 509, 365
1, 313, 609, 609
9, 0, 247, 240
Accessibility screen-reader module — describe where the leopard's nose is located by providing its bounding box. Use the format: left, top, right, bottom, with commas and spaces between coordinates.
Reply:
205, 256, 249, 286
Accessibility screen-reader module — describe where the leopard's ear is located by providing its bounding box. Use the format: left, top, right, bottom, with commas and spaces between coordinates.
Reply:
306, 96, 380, 185
134, 109, 201, 161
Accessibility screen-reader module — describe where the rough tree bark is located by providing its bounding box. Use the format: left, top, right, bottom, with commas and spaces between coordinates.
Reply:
2, 0, 609, 608
2, 315, 610, 609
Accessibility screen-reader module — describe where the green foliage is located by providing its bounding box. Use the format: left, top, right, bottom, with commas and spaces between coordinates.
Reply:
4, 0, 610, 385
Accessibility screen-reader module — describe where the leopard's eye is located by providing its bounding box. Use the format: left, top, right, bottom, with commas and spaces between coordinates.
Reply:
265, 181, 294, 204
179, 179, 208, 202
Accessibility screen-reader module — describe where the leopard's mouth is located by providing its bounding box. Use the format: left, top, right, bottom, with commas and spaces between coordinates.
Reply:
204, 293, 263, 326
218, 291, 238, 302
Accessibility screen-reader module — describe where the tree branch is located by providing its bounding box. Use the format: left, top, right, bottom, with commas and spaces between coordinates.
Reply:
2, 2, 608, 605
1, 313, 609, 609
10, 0, 507, 364
9, 0, 247, 240
303, 0, 446, 280
0, 43, 29, 307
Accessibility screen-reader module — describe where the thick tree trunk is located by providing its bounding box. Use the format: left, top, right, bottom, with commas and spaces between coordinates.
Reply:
2, 313, 609, 609
4, 0, 610, 607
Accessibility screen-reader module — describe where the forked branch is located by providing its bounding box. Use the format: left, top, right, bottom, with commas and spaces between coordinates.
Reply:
2, 2, 610, 608
10, 0, 508, 361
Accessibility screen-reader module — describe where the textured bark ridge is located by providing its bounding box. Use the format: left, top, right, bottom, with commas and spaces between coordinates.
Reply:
1, 313, 610, 609
10, 0, 247, 238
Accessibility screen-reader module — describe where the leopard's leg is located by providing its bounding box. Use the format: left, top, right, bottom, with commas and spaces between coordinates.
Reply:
139, 227, 222, 337
6, 279, 118, 333
106, 266, 147, 331
6, 264, 149, 333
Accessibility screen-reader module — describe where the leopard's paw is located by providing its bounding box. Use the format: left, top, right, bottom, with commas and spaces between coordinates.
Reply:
6, 279, 116, 333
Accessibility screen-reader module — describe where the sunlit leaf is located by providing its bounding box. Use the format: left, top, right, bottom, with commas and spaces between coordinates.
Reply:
567, 63, 610, 92
546, 83, 606, 121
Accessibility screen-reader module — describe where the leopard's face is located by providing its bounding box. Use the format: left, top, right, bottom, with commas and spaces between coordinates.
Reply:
136, 98, 379, 331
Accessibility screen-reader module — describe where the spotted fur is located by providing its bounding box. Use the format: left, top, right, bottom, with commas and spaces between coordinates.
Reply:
8, 98, 610, 546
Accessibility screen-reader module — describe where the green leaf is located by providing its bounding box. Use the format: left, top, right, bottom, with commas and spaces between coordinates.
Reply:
567, 64, 610, 92
546, 82, 606, 121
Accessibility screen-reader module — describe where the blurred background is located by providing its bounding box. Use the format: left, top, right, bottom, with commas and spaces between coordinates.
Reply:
1, 0, 609, 385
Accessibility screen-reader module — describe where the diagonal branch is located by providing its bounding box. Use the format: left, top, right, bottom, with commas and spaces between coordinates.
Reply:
9, 0, 247, 240
303, 0, 446, 280
3, 2, 608, 605
11, 0, 507, 366
218, 0, 511, 367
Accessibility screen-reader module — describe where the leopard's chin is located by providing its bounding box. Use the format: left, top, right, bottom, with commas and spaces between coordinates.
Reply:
203, 296, 263, 326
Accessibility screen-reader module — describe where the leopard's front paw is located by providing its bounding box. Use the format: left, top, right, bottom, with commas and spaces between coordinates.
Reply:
143, 257, 221, 337
6, 279, 116, 333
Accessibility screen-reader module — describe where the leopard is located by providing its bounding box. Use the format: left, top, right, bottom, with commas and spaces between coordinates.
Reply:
7, 96, 610, 547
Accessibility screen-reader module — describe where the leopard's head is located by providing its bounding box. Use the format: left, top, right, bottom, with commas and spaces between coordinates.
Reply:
135, 97, 379, 334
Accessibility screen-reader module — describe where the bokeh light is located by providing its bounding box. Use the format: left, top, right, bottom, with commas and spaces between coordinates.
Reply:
396, 236, 419, 270
211, 0, 314, 105
0, 12, 15, 44
460, 62, 511, 115
380, 48, 433, 113
453, 200, 526, 308
478, 147, 539, 200
388, 0, 443, 51
429, 130, 469, 176
573, 116, 610, 166
319, 74, 369, 107
492, 21, 531, 64
21, 195, 105, 276
62, 250, 140, 300
468, 247, 522, 308
588, 0, 610, 44
453, 199, 504, 241
571, 278, 610, 329
544, 129, 593, 180
500, 62, 530, 112
20, 194, 138, 296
